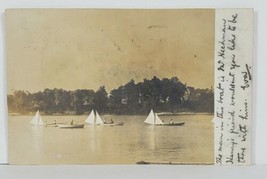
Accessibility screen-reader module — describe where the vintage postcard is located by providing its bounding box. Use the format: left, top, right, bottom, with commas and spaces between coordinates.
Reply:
6, 9, 252, 165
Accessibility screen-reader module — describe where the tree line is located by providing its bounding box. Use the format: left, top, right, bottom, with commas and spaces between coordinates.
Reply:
7, 76, 214, 115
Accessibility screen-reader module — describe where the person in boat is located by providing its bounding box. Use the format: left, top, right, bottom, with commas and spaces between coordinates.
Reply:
103, 119, 107, 124
110, 119, 114, 124
70, 120, 74, 125
169, 119, 174, 124
53, 120, 57, 125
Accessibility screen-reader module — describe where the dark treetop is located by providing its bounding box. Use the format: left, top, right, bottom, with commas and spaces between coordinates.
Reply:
7, 76, 214, 115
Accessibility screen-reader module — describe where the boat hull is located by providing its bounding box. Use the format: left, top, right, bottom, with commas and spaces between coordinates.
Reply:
148, 122, 185, 126
162, 122, 185, 126
103, 122, 124, 126
45, 124, 58, 127
85, 122, 124, 126
58, 124, 85, 129
45, 122, 67, 127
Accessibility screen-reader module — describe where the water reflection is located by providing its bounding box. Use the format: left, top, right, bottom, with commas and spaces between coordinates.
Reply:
87, 126, 96, 152
9, 114, 214, 164
86, 125, 103, 153
146, 125, 156, 150
30, 125, 44, 161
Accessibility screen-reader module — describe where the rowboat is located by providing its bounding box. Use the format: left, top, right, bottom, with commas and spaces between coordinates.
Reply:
103, 122, 124, 126
45, 122, 67, 127
160, 122, 185, 126
57, 124, 85, 129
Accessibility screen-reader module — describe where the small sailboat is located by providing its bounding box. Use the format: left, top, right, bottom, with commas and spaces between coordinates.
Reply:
144, 109, 185, 126
30, 110, 44, 126
84, 109, 95, 124
85, 110, 104, 125
144, 109, 164, 125
85, 109, 124, 126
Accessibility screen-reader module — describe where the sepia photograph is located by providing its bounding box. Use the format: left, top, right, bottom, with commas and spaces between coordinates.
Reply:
6, 9, 215, 164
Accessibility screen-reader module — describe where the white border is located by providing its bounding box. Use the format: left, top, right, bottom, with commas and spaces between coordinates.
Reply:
1, 0, 267, 178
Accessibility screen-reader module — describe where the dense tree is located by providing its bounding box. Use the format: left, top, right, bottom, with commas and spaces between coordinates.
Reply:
7, 77, 214, 115
7, 95, 16, 113
110, 76, 191, 114
109, 86, 124, 114
71, 89, 95, 114
11, 90, 33, 114
93, 86, 108, 113
183, 87, 214, 113
53, 89, 72, 113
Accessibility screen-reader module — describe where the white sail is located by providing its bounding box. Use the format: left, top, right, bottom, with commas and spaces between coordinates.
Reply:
85, 110, 95, 124
30, 110, 44, 126
155, 113, 164, 125
38, 115, 44, 125
144, 109, 155, 125
95, 111, 104, 124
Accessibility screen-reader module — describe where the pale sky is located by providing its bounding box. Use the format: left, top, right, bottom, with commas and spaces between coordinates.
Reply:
6, 9, 215, 93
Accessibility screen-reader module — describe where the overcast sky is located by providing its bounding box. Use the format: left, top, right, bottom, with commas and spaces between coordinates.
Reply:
6, 9, 214, 93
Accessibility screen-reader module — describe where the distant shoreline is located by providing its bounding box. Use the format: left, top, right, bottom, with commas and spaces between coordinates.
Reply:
156, 112, 213, 116
8, 112, 214, 116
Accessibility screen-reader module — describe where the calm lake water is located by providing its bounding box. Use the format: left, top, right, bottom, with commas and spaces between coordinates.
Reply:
9, 114, 214, 164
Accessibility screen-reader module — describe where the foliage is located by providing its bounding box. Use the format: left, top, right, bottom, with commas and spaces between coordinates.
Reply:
7, 77, 214, 115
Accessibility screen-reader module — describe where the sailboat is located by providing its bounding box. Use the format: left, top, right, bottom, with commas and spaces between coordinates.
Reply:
85, 109, 124, 126
144, 109, 185, 126
144, 109, 164, 125
30, 110, 44, 126
85, 110, 104, 125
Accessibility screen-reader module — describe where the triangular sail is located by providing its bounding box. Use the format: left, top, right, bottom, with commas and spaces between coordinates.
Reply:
95, 111, 104, 124
85, 110, 95, 124
30, 110, 44, 126
38, 115, 44, 125
144, 109, 155, 124
155, 113, 164, 125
